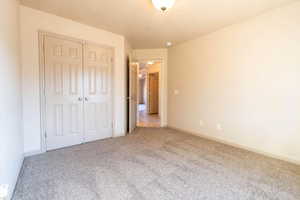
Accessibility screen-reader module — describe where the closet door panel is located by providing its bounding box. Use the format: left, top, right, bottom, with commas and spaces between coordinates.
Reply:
83, 43, 113, 142
44, 36, 84, 150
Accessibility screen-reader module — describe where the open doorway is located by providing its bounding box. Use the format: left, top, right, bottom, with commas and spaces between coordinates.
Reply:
137, 61, 161, 127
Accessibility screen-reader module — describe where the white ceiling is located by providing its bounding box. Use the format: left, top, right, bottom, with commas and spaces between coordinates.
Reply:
20, 0, 296, 48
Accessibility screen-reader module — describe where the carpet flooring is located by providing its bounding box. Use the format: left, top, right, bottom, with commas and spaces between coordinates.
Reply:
13, 128, 300, 200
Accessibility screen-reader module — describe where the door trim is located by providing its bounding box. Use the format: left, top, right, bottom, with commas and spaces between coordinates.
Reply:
38, 31, 114, 153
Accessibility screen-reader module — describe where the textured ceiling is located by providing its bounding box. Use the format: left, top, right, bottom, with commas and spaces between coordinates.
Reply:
21, 0, 296, 48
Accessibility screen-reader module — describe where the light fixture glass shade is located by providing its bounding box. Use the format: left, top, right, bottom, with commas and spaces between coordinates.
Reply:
152, 0, 175, 12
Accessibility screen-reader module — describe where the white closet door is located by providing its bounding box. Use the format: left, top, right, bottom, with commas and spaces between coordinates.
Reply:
83, 43, 113, 142
44, 36, 84, 150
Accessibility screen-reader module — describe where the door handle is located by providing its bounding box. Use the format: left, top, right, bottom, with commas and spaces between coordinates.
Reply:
78, 97, 83, 101
84, 97, 89, 101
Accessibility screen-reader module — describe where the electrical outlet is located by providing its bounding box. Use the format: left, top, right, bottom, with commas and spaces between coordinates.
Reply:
216, 123, 223, 131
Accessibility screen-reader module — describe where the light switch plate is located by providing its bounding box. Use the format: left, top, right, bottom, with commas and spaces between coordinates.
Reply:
217, 123, 223, 131
199, 120, 204, 127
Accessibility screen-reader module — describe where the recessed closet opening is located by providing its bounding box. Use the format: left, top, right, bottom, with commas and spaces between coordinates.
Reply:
39, 32, 114, 151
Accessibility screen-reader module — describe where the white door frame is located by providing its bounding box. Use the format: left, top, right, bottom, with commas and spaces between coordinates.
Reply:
38, 31, 115, 152
133, 56, 167, 127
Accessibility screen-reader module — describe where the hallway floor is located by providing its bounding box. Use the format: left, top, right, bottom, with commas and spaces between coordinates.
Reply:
13, 128, 300, 200
137, 104, 160, 127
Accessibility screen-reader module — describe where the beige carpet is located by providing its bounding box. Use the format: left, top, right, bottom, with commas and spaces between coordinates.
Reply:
13, 128, 300, 200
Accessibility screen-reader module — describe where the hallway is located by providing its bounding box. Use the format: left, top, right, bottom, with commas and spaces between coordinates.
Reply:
137, 104, 160, 127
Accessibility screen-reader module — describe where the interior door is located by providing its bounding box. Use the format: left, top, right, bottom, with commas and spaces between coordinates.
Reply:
148, 72, 159, 114
83, 43, 113, 142
44, 36, 84, 150
129, 63, 138, 133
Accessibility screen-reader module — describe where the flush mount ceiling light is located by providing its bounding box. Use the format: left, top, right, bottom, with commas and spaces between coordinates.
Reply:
152, 0, 175, 12
166, 41, 172, 47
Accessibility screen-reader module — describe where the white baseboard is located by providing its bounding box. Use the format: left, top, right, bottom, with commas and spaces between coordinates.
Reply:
24, 150, 44, 157
168, 126, 300, 166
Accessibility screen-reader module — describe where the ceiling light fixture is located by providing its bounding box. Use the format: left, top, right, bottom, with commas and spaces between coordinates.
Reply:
152, 0, 175, 12
166, 41, 172, 47
147, 61, 154, 65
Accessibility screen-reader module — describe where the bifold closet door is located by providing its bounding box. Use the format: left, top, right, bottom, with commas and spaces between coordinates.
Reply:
83, 43, 113, 142
44, 36, 84, 150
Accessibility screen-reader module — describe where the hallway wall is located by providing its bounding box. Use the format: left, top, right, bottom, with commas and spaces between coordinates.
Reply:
0, 0, 24, 198
139, 79, 146, 104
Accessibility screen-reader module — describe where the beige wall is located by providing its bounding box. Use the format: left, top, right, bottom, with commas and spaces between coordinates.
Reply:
20, 6, 126, 155
0, 0, 24, 198
168, 1, 300, 164
148, 62, 161, 74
